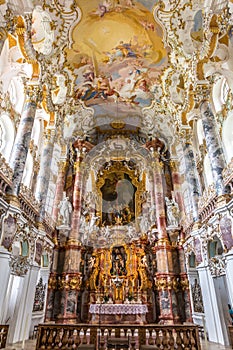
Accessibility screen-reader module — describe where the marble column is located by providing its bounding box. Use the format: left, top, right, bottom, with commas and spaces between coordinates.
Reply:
69, 147, 85, 242
35, 127, 55, 218
170, 160, 185, 219
200, 101, 228, 196
55, 145, 86, 324
151, 149, 180, 323
183, 130, 201, 222
9, 83, 40, 196
45, 246, 59, 322
151, 150, 167, 239
52, 159, 68, 224
177, 237, 192, 322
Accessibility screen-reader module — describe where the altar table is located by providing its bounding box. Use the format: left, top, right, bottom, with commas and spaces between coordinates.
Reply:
89, 304, 148, 324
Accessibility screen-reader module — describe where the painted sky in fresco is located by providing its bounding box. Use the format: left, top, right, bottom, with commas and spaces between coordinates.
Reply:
68, 0, 169, 115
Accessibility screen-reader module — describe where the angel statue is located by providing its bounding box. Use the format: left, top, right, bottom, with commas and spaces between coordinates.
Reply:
165, 197, 180, 227
58, 196, 72, 226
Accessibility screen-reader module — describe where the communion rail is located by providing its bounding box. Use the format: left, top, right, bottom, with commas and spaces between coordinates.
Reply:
36, 323, 201, 349
0, 325, 9, 349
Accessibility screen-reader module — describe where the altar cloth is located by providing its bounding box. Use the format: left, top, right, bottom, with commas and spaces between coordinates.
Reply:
89, 303, 148, 315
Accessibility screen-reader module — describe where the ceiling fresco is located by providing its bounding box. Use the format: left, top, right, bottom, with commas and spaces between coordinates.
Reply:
0, 0, 231, 152
65, 0, 169, 118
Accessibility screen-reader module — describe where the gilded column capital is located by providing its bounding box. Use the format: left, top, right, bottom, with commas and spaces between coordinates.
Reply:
151, 159, 163, 170
74, 158, 81, 172
183, 128, 194, 145
61, 160, 69, 173
44, 127, 56, 143
193, 83, 212, 107
170, 159, 179, 171
29, 139, 38, 156
24, 83, 41, 104
150, 149, 164, 170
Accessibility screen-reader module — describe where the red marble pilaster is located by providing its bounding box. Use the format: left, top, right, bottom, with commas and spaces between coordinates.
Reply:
150, 149, 181, 323
170, 160, 185, 219
151, 154, 167, 240
69, 148, 84, 242
177, 240, 192, 323
52, 159, 68, 223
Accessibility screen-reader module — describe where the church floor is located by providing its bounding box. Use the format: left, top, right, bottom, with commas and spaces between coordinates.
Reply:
2, 339, 232, 349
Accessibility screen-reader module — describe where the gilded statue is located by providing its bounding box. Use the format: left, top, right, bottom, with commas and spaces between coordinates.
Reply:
89, 254, 100, 290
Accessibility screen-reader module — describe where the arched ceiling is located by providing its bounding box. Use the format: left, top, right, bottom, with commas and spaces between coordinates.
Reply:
0, 0, 232, 155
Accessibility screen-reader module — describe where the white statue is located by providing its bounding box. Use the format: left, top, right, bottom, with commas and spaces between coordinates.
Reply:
139, 215, 149, 233
104, 225, 110, 238
148, 231, 156, 244
88, 256, 96, 269
149, 205, 156, 224
141, 255, 148, 267
80, 215, 87, 231
58, 196, 72, 226
165, 197, 180, 227
51, 74, 68, 105
128, 225, 134, 239
89, 213, 99, 230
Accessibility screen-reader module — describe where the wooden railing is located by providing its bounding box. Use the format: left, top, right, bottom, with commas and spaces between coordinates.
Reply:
0, 325, 9, 349
36, 323, 201, 349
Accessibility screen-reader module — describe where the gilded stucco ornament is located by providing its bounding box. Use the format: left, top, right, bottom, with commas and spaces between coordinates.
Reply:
63, 101, 95, 141
198, 183, 216, 211
0, 153, 13, 181
19, 185, 40, 211
209, 256, 226, 277
9, 255, 30, 276
31, 6, 54, 55
42, 0, 81, 51
154, 0, 230, 125
142, 100, 175, 145
83, 137, 151, 180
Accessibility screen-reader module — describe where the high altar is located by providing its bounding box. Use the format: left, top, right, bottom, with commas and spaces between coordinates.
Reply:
82, 161, 154, 324
87, 242, 151, 324
47, 148, 191, 326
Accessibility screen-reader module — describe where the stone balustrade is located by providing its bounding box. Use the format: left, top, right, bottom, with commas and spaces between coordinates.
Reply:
36, 323, 201, 350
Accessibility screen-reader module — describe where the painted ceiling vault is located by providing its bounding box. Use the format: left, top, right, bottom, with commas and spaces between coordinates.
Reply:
0, 0, 232, 152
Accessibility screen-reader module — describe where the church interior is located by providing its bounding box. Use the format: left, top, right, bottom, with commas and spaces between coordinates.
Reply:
0, 0, 233, 349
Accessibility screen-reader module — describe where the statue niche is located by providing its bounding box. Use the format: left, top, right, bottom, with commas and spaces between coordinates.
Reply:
110, 246, 127, 276
96, 161, 144, 227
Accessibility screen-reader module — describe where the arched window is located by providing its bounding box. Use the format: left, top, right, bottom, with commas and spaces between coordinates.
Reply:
212, 77, 229, 113
203, 154, 214, 187
221, 78, 230, 104
22, 152, 34, 188
208, 236, 224, 258
21, 240, 29, 257
196, 119, 205, 146
189, 252, 196, 268
0, 113, 15, 162
222, 111, 233, 163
